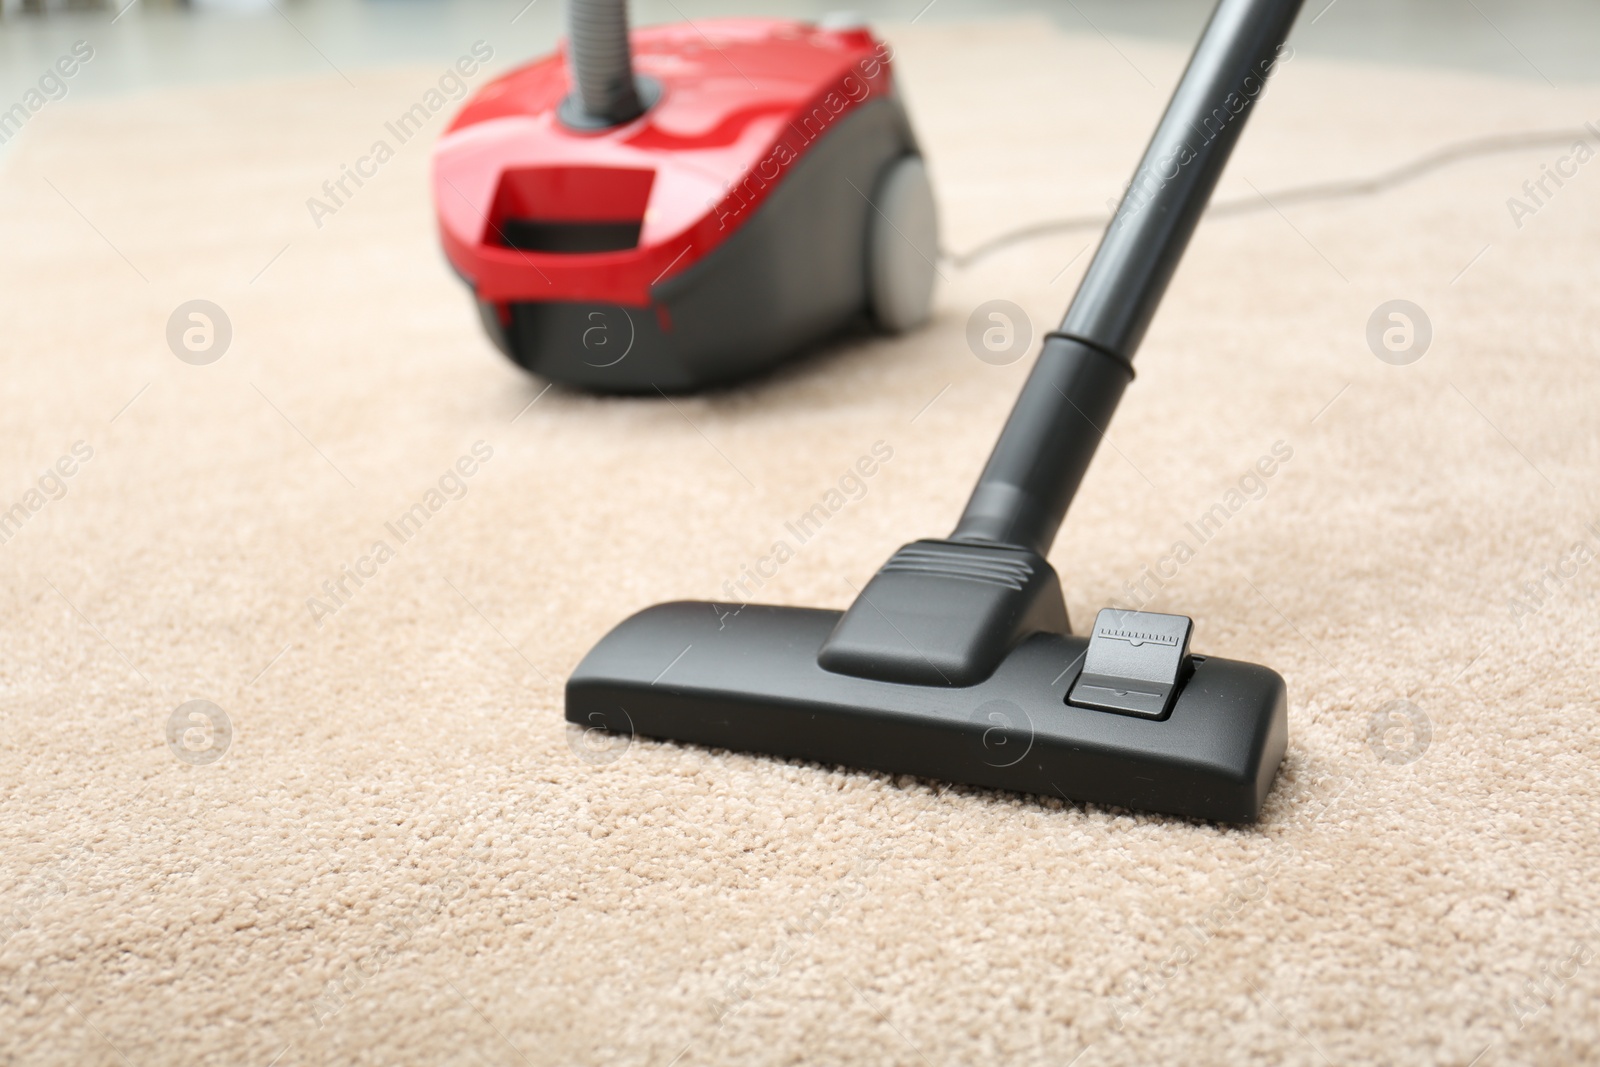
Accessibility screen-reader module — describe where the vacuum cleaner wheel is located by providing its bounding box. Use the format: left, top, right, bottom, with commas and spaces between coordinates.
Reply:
437, 17, 935, 391
867, 155, 939, 333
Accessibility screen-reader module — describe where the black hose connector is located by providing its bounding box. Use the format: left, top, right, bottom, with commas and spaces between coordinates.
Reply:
560, 0, 657, 129
952, 0, 1303, 557
950, 334, 1132, 554
1057, 0, 1302, 358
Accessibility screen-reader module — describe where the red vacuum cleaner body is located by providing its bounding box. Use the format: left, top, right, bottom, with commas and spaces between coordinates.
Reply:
433, 16, 937, 392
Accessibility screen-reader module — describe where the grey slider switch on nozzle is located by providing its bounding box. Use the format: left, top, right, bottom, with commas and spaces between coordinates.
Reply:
1068, 609, 1195, 719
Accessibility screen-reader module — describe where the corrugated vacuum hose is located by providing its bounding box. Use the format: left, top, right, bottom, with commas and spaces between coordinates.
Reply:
563, 0, 646, 127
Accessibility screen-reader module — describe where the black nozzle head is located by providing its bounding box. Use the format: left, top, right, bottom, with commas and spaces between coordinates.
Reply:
567, 600, 1288, 822
817, 540, 1069, 687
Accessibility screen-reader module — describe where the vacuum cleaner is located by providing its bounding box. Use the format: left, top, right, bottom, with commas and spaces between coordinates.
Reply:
432, 3, 937, 392
569, 0, 1303, 822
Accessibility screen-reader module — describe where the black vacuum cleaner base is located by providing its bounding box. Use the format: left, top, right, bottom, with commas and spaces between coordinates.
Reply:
567, 602, 1288, 822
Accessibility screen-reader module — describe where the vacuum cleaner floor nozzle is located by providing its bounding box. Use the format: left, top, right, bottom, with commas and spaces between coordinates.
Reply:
568, 602, 1288, 822
564, 0, 1305, 822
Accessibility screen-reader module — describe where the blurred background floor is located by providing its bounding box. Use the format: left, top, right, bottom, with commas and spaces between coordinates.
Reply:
3, 2, 1600, 1065
1, 0, 1599, 121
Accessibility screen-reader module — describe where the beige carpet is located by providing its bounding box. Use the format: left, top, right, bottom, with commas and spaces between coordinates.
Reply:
3, 17, 1599, 1066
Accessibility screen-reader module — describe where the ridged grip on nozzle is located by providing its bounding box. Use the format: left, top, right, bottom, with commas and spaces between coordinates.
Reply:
567, 0, 644, 126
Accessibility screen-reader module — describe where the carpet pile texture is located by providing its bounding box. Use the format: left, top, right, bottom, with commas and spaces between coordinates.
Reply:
2, 18, 1598, 1066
